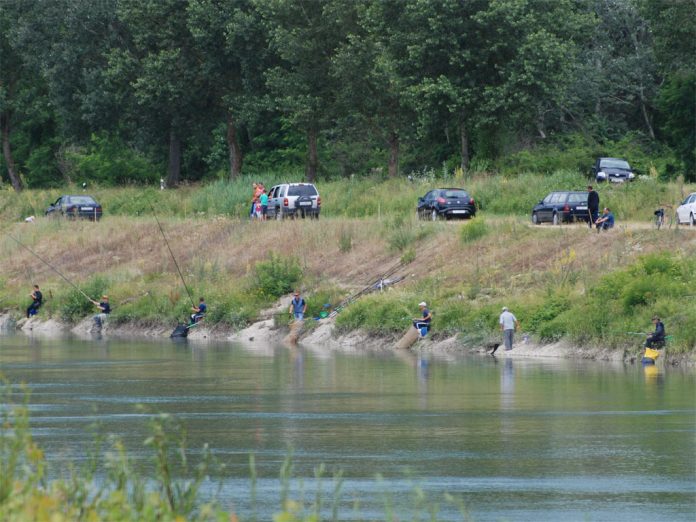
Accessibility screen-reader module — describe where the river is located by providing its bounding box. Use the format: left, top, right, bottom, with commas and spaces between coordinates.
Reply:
0, 335, 694, 521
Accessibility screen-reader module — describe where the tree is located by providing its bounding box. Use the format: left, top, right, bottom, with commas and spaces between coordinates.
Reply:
0, 0, 27, 191
257, 0, 348, 182
187, 0, 271, 180
112, 0, 213, 186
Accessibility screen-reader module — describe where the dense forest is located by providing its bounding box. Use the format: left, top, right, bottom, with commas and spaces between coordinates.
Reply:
0, 0, 694, 190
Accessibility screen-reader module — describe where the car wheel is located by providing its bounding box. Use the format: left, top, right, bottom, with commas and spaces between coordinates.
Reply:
431, 209, 439, 221
532, 212, 539, 225
552, 212, 559, 226
690, 213, 695, 226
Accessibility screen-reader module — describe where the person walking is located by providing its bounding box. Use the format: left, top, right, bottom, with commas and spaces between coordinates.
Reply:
26, 284, 43, 318
587, 185, 599, 228
499, 306, 519, 352
289, 291, 307, 321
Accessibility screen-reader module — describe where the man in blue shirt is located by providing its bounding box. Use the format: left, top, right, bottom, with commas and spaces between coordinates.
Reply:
413, 301, 432, 336
289, 291, 307, 321
190, 297, 207, 324
595, 207, 615, 231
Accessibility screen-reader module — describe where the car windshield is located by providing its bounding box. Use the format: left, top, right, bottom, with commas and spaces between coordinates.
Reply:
600, 159, 630, 170
66, 196, 97, 205
287, 185, 318, 196
441, 189, 469, 199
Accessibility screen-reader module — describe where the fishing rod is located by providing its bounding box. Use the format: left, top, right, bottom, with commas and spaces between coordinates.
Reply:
150, 204, 195, 309
8, 233, 97, 305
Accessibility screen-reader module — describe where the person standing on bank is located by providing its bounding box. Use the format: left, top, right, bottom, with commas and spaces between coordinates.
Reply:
26, 284, 43, 318
499, 306, 519, 352
289, 291, 307, 321
587, 185, 600, 228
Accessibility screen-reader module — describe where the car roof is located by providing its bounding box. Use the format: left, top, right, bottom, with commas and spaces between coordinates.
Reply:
546, 190, 587, 195
435, 188, 468, 191
63, 194, 97, 199
598, 157, 628, 161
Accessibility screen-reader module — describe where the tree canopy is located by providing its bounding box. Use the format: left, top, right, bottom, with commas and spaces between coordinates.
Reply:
1, 0, 694, 188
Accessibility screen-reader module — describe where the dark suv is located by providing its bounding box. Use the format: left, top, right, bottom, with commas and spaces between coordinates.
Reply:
417, 188, 476, 220
592, 157, 635, 183
532, 191, 590, 225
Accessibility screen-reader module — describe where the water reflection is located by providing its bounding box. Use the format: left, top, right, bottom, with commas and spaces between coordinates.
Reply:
0, 335, 694, 522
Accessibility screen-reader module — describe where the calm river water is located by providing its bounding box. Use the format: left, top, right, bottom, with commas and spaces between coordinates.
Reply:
0, 335, 694, 521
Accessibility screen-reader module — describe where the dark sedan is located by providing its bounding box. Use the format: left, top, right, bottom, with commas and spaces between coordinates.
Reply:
532, 191, 590, 225
417, 188, 476, 220
45, 195, 103, 221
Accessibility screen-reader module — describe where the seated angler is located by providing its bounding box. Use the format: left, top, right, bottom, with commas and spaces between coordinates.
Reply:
413, 301, 432, 337
26, 284, 43, 318
595, 207, 615, 231
190, 297, 207, 325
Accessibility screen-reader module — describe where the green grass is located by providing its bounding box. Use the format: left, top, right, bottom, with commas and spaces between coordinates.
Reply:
2, 170, 691, 223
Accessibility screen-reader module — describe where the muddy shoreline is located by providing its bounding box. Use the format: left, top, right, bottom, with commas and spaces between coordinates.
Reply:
1, 312, 693, 367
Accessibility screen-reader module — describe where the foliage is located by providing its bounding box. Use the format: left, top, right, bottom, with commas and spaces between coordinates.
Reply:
255, 253, 303, 298
459, 218, 488, 244
58, 275, 109, 323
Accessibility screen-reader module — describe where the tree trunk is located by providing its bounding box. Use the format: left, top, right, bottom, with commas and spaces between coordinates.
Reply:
459, 113, 470, 173
0, 111, 23, 192
166, 130, 181, 187
306, 127, 318, 182
639, 84, 656, 140
226, 112, 243, 180
388, 131, 399, 178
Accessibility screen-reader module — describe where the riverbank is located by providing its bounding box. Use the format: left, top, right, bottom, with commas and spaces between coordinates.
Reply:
1, 187, 695, 361
3, 310, 693, 367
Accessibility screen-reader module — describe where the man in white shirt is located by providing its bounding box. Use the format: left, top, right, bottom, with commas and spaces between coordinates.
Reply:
499, 307, 519, 352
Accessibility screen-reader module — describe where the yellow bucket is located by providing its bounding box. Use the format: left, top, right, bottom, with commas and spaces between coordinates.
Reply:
644, 347, 661, 360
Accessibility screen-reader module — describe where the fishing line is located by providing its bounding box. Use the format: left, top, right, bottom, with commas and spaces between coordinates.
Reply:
8, 233, 96, 304
150, 205, 195, 309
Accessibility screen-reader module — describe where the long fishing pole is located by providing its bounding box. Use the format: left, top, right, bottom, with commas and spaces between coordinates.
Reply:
8, 233, 97, 304
150, 205, 195, 309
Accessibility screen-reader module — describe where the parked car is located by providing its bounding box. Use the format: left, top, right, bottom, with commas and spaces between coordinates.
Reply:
676, 192, 696, 226
531, 191, 590, 225
45, 195, 103, 221
416, 188, 476, 220
592, 157, 635, 183
266, 183, 321, 219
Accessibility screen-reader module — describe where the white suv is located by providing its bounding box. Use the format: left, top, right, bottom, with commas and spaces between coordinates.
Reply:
267, 183, 321, 219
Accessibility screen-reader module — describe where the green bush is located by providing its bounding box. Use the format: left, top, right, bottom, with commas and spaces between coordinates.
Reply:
254, 253, 302, 298
58, 276, 108, 323
459, 218, 488, 243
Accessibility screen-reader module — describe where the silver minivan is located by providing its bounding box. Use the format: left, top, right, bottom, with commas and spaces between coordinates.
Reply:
267, 183, 321, 219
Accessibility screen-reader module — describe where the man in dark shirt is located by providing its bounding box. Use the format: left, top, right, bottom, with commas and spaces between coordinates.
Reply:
26, 284, 43, 318
587, 185, 600, 228
645, 316, 666, 348
93, 295, 111, 327
190, 297, 207, 324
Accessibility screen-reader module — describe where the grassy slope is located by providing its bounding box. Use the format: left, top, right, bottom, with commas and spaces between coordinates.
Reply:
1, 173, 695, 354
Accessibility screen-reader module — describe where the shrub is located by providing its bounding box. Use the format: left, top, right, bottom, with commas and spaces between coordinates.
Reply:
254, 253, 302, 298
59, 276, 108, 323
459, 218, 488, 243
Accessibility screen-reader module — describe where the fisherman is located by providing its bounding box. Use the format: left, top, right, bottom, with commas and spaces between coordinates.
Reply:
595, 207, 615, 231
413, 301, 432, 336
645, 315, 666, 349
587, 185, 600, 227
190, 297, 207, 324
498, 306, 519, 352
93, 295, 111, 327
26, 284, 43, 318
289, 291, 307, 321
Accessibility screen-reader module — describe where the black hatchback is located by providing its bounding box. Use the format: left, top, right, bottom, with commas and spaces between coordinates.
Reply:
531, 191, 590, 225
417, 188, 476, 220
45, 195, 103, 221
